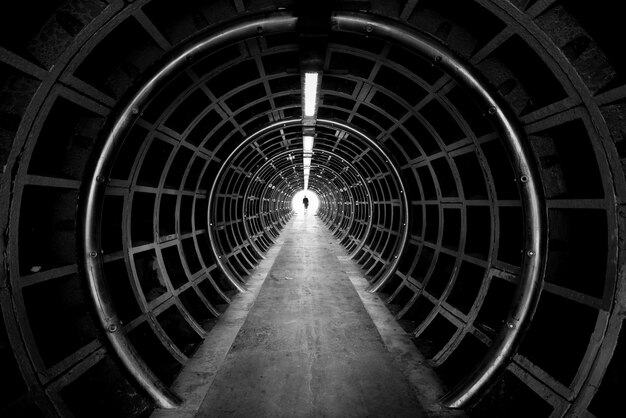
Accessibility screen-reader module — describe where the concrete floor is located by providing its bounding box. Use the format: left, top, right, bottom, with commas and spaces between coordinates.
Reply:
153, 212, 462, 418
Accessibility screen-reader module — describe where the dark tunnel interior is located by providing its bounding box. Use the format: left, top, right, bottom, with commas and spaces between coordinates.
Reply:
2, 0, 626, 417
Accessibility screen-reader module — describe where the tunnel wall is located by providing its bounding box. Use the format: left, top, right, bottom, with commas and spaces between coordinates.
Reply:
1, 1, 626, 417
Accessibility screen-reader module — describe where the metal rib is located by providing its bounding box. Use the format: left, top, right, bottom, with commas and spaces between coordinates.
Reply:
331, 12, 547, 408
78, 13, 298, 408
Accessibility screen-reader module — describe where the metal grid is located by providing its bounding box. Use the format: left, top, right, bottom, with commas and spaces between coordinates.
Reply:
0, 0, 625, 417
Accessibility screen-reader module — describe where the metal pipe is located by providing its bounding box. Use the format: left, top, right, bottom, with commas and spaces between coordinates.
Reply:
221, 118, 377, 262
79, 9, 545, 410
78, 13, 298, 408
331, 12, 547, 408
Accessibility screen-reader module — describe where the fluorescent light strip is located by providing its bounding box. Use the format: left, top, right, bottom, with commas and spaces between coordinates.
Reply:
303, 135, 314, 152
303, 156, 311, 167
303, 72, 319, 117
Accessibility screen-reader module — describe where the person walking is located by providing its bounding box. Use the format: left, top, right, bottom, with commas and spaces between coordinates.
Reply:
303, 195, 309, 210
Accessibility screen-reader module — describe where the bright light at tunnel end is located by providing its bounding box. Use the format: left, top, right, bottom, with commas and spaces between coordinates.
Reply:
292, 190, 320, 214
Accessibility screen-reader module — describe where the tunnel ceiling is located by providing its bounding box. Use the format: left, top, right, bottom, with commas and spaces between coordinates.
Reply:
2, 0, 626, 417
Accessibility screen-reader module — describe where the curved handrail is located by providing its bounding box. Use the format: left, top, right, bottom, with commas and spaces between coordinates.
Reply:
332, 12, 547, 408
78, 13, 297, 408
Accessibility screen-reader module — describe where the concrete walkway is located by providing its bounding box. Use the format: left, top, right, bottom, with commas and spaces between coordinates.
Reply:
196, 212, 424, 417
153, 212, 460, 418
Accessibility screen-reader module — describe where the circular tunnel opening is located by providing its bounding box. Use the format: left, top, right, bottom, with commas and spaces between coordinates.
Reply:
78, 11, 541, 410
2, 1, 626, 417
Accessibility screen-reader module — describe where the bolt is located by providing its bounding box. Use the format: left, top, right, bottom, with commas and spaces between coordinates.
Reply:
108, 323, 118, 333
520, 175, 529, 183
488, 107, 497, 115
89, 251, 98, 257
435, 56, 442, 63
527, 250, 535, 257
366, 24, 373, 33
506, 322, 515, 329
131, 107, 139, 115
96, 176, 105, 183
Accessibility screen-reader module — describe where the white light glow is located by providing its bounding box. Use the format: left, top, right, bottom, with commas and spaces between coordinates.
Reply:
292, 190, 320, 214
303, 135, 314, 152
303, 72, 319, 117
303, 156, 311, 167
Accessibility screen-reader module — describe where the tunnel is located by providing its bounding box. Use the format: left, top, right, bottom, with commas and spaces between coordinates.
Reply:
1, 0, 626, 416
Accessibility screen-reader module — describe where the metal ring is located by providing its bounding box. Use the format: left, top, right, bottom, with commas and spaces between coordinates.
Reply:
79, 10, 545, 410
229, 120, 377, 257
209, 117, 401, 271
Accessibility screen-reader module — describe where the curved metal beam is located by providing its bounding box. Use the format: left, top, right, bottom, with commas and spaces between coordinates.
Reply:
332, 12, 547, 408
317, 119, 409, 292
212, 118, 384, 272
253, 150, 362, 227
79, 9, 546, 410
78, 13, 298, 408
208, 120, 299, 289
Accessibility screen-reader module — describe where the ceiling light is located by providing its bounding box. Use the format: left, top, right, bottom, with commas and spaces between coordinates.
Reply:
303, 72, 319, 117
303, 135, 314, 152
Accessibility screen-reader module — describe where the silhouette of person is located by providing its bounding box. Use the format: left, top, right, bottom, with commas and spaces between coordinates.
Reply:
303, 196, 309, 210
